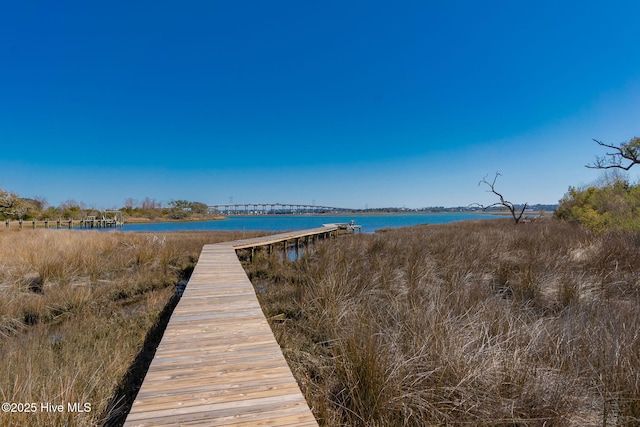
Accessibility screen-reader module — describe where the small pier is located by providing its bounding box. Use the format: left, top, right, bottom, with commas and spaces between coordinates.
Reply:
322, 219, 362, 233
79, 210, 124, 229
124, 226, 339, 426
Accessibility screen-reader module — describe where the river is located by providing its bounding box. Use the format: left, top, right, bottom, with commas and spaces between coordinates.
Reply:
121, 212, 498, 234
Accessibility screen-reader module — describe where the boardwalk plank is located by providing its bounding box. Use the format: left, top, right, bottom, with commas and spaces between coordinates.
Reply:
123, 227, 336, 426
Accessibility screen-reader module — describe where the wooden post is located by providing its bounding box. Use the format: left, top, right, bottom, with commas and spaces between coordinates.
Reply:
267, 244, 274, 268
32, 220, 36, 229
282, 240, 287, 260
295, 238, 299, 260
68, 219, 72, 229
19, 219, 23, 229
57, 218, 61, 229
44, 219, 49, 229
5, 220, 9, 229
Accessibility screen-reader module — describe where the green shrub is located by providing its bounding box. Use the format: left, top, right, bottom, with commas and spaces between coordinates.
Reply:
555, 180, 640, 231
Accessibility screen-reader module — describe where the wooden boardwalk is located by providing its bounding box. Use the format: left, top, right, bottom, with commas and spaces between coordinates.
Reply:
124, 227, 338, 426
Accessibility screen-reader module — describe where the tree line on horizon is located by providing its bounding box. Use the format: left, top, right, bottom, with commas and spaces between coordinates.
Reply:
0, 191, 214, 222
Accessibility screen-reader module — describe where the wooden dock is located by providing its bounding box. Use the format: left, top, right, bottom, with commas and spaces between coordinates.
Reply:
123, 226, 338, 426
4, 211, 124, 230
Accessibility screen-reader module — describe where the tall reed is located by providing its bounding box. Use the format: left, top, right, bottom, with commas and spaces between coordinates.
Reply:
250, 219, 640, 426
0, 228, 265, 426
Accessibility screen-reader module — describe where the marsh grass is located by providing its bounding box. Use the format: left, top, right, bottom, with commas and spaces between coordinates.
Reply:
0, 228, 265, 426
249, 219, 640, 426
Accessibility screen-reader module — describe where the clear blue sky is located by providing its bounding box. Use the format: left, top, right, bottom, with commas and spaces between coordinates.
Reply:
2, 1, 639, 209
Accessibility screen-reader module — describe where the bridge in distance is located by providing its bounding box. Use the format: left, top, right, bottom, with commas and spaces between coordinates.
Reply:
207, 202, 352, 215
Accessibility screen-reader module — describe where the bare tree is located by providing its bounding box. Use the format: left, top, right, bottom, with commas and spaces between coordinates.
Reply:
587, 137, 640, 170
141, 197, 159, 210
34, 196, 49, 210
124, 198, 138, 210
471, 172, 528, 224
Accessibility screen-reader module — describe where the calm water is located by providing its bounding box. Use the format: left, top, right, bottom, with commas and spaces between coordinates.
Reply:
121, 213, 498, 234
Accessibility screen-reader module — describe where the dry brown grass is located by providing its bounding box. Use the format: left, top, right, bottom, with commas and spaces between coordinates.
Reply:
249, 219, 640, 426
0, 228, 266, 426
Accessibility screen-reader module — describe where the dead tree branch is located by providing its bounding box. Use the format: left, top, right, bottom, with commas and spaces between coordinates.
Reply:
470, 172, 528, 224
586, 137, 640, 170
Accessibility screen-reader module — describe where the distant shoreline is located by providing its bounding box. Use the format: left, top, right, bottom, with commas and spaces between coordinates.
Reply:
124, 215, 227, 224
124, 210, 553, 224
125, 210, 551, 224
